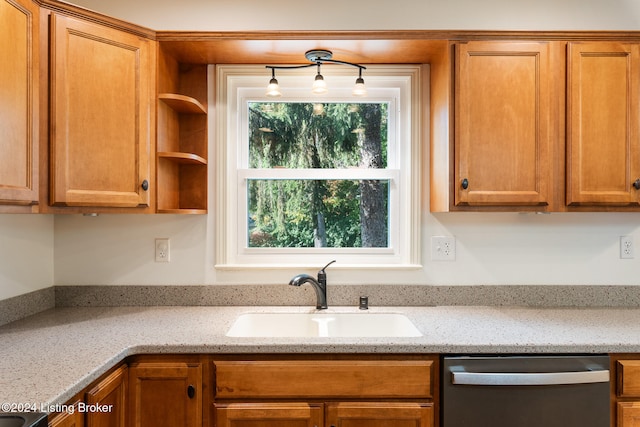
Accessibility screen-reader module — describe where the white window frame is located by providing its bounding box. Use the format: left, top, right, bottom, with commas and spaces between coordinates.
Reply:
214, 64, 422, 269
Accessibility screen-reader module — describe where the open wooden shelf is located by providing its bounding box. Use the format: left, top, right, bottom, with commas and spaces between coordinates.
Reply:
158, 93, 206, 114
156, 56, 208, 214
157, 151, 207, 165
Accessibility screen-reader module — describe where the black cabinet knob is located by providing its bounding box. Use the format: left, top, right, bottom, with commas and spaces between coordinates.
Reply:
187, 385, 195, 399
461, 178, 469, 190
141, 179, 149, 191
634, 179, 640, 190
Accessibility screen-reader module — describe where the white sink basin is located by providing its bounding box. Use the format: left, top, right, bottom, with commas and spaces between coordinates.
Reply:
226, 312, 422, 337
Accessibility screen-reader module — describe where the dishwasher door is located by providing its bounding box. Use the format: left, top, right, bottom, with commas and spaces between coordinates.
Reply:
442, 355, 610, 427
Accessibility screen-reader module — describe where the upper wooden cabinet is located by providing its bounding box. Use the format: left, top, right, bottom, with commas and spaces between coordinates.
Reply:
454, 41, 555, 208
0, 0, 39, 212
434, 39, 640, 212
49, 13, 155, 209
566, 42, 640, 207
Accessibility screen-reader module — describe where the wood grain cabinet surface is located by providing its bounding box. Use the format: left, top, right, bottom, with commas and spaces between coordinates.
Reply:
437, 39, 640, 212
212, 357, 437, 427
613, 358, 640, 427
454, 41, 554, 208
0, 0, 39, 211
567, 42, 640, 207
49, 13, 154, 209
85, 364, 127, 427
128, 361, 202, 427
48, 401, 84, 427
156, 50, 208, 214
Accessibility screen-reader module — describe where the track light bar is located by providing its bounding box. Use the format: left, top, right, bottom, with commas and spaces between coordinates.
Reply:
265, 49, 367, 97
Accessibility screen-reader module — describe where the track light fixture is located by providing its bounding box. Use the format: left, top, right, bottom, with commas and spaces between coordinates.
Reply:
265, 49, 367, 97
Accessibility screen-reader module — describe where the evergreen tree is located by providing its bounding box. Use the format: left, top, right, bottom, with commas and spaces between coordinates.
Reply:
247, 101, 387, 248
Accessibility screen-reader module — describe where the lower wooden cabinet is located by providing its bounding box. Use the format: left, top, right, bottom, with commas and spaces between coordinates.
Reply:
614, 357, 640, 426
128, 360, 202, 427
214, 402, 433, 427
215, 403, 324, 427
619, 402, 640, 427
48, 401, 84, 427
85, 364, 127, 427
212, 356, 437, 427
49, 364, 127, 427
47, 355, 437, 427
327, 402, 433, 427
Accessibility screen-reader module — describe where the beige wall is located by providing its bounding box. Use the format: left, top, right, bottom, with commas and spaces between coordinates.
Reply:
67, 0, 640, 31
0, 215, 53, 300
2, 0, 640, 301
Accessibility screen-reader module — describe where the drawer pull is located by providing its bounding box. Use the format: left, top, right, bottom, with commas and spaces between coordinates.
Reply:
187, 384, 195, 398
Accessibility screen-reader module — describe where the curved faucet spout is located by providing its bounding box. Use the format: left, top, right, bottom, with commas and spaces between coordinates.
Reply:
289, 274, 327, 309
289, 274, 318, 288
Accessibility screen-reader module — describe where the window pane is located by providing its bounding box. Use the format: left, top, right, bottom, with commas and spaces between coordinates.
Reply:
248, 179, 389, 248
248, 102, 388, 169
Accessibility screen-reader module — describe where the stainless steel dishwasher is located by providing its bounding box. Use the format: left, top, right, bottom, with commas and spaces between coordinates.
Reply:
442, 355, 610, 427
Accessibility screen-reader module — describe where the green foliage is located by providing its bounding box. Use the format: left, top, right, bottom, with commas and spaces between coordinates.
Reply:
247, 102, 388, 248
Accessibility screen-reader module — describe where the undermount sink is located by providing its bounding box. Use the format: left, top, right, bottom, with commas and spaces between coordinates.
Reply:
226, 312, 422, 338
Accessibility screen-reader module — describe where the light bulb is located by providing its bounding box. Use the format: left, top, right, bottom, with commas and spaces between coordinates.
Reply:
312, 74, 327, 94
266, 77, 281, 97
352, 76, 367, 97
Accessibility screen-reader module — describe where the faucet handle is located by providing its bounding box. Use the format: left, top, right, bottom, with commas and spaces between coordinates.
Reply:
319, 260, 336, 274
317, 260, 336, 284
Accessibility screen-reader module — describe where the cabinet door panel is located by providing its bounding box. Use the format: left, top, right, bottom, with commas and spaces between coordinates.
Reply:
0, 0, 38, 207
129, 362, 202, 427
618, 360, 640, 397
619, 402, 640, 427
213, 360, 433, 399
50, 14, 152, 207
326, 402, 433, 427
455, 41, 552, 207
567, 42, 640, 206
215, 403, 323, 427
85, 365, 127, 427
49, 401, 84, 427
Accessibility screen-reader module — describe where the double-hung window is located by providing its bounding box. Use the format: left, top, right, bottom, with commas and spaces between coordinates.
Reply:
214, 65, 422, 268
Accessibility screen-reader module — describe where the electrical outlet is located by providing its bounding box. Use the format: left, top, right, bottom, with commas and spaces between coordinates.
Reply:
155, 238, 170, 263
620, 236, 634, 259
431, 236, 456, 261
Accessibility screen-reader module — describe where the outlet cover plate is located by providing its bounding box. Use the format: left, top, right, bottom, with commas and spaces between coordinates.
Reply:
431, 236, 456, 261
155, 238, 170, 263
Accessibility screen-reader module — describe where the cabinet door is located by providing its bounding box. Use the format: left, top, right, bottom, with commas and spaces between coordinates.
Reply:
619, 402, 640, 427
49, 401, 84, 427
129, 362, 202, 427
0, 0, 38, 208
567, 42, 640, 206
215, 403, 323, 427
50, 14, 153, 208
326, 402, 433, 427
85, 364, 127, 427
455, 41, 553, 207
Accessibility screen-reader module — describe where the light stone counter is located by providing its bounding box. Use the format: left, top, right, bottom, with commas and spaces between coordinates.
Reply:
1, 305, 640, 411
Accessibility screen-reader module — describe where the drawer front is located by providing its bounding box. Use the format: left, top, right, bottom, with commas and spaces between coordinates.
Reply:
213, 360, 433, 399
618, 360, 640, 397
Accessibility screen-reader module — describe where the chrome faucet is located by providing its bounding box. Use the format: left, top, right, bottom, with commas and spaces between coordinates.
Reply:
289, 260, 336, 309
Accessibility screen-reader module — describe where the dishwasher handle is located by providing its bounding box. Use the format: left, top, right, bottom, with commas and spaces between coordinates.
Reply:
451, 369, 610, 386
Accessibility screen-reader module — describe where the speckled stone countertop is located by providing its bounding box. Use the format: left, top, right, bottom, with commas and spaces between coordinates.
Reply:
1, 305, 640, 411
